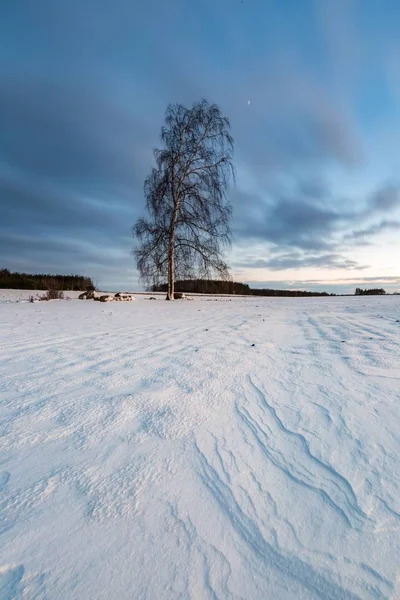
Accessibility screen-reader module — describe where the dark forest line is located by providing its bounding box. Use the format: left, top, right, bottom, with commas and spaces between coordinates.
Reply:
0, 269, 95, 291
151, 279, 335, 297
152, 280, 392, 297
2, 270, 391, 296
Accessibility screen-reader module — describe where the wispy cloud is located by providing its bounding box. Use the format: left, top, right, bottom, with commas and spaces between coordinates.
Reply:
233, 181, 400, 264
237, 253, 369, 271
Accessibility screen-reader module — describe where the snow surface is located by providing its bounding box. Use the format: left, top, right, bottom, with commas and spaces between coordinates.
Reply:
1, 291, 400, 599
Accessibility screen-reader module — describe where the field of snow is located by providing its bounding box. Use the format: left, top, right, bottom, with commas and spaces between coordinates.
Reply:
1, 291, 400, 599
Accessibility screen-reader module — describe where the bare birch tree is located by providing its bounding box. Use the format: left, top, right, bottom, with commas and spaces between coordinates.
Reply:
133, 99, 234, 300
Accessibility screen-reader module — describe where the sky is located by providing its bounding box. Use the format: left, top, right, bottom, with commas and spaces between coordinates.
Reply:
1, 0, 400, 293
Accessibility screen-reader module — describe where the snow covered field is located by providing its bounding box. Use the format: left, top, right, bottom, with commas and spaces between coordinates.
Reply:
1, 291, 400, 599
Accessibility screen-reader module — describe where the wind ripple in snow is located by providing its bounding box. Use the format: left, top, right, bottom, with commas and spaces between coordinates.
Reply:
195, 440, 359, 600
236, 376, 366, 529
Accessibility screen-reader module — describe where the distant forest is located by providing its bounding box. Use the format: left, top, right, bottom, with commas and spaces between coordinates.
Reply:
355, 287, 386, 295
2, 270, 391, 296
0, 269, 95, 291
151, 279, 335, 297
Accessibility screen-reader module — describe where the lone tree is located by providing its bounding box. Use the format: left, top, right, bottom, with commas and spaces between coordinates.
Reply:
133, 99, 235, 300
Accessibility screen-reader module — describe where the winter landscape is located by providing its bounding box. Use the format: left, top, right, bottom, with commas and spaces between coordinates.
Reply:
1, 291, 400, 599
3, 1, 400, 598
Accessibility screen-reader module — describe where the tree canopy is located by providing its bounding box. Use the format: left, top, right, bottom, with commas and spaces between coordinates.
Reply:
133, 99, 235, 300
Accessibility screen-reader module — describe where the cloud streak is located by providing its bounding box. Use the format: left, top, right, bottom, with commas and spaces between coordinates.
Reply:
237, 253, 369, 271
233, 180, 400, 267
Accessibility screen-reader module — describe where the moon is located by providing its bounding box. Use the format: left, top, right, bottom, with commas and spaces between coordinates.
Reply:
247, 100, 251, 105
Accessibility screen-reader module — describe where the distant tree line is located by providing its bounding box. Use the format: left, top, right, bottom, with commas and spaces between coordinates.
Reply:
151, 279, 250, 295
251, 288, 333, 297
151, 279, 335, 297
0, 269, 95, 291
355, 287, 386, 295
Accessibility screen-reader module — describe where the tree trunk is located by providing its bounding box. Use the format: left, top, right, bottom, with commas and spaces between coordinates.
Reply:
166, 234, 174, 300
166, 168, 179, 301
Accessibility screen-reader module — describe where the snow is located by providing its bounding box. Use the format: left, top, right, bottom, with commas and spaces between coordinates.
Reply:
1, 291, 400, 599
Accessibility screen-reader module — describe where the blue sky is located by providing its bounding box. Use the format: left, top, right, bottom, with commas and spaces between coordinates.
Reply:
1, 0, 400, 292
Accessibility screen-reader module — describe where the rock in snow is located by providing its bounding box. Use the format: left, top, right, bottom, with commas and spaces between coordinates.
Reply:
78, 290, 95, 300
114, 293, 134, 301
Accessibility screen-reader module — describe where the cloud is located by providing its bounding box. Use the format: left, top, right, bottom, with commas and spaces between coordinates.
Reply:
233, 181, 400, 259
345, 220, 400, 240
233, 190, 342, 251
224, 70, 362, 179
0, 75, 151, 189
313, 0, 362, 88
328, 276, 400, 283
0, 71, 154, 286
0, 230, 135, 290
298, 178, 329, 199
341, 185, 400, 242
236, 252, 369, 271
0, 169, 138, 289
370, 185, 400, 211
243, 276, 400, 294
282, 275, 400, 286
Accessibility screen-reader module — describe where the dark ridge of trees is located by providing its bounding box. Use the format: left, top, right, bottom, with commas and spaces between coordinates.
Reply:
133, 98, 234, 300
355, 287, 386, 295
0, 269, 95, 291
151, 279, 335, 297
251, 288, 333, 297
152, 279, 250, 295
